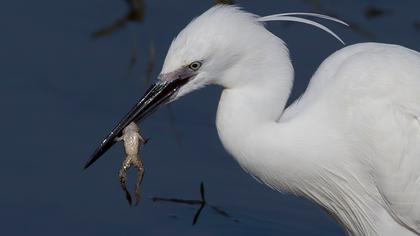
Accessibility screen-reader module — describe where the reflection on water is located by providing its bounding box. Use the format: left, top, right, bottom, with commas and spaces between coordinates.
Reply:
92, 0, 145, 38
151, 182, 238, 225
363, 6, 387, 19
214, 0, 235, 5
144, 41, 155, 84
414, 20, 420, 31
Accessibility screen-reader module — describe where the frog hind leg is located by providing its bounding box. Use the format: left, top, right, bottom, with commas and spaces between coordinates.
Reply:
132, 157, 145, 206
119, 158, 133, 205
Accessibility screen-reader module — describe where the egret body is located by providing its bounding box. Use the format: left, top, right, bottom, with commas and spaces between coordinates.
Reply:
88, 6, 420, 235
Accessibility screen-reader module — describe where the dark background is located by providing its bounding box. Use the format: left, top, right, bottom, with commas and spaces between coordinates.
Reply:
1, 0, 419, 235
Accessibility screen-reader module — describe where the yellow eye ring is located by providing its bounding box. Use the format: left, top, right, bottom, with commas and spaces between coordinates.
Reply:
188, 61, 202, 71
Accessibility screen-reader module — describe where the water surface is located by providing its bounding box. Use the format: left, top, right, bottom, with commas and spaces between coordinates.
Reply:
1, 0, 419, 235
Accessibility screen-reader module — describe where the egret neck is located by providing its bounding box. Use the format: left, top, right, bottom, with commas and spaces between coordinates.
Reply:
215, 39, 299, 187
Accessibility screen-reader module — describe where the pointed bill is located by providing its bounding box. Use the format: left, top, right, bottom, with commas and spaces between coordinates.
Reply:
85, 75, 192, 169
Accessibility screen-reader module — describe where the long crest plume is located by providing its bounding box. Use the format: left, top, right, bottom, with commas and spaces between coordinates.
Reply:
258, 12, 349, 44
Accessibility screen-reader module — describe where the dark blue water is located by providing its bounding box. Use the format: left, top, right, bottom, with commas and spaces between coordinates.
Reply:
1, 0, 419, 235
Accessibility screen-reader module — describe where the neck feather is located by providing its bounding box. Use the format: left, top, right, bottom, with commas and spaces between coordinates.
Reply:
215, 42, 295, 180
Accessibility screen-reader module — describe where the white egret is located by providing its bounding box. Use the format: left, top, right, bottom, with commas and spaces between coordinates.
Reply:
86, 5, 420, 235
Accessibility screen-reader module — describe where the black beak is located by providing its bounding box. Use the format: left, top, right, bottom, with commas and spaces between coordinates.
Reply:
84, 77, 191, 169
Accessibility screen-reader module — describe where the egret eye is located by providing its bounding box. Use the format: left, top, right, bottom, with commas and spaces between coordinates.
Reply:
188, 61, 202, 71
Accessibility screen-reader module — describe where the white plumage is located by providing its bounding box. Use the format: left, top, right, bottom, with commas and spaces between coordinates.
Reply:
163, 5, 420, 235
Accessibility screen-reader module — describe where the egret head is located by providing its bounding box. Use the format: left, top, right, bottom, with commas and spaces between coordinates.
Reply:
85, 5, 346, 169
159, 5, 265, 98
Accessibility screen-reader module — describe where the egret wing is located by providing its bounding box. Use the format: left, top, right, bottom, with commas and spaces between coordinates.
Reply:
376, 107, 420, 233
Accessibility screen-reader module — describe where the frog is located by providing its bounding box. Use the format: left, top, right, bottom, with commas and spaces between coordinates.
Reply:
115, 122, 147, 205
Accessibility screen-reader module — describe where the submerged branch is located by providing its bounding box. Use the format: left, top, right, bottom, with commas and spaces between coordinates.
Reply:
151, 182, 238, 225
